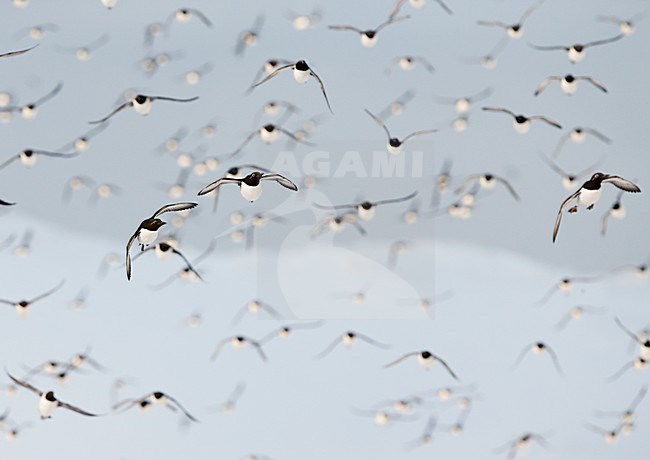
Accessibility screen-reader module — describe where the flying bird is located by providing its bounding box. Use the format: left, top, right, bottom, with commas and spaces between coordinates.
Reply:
384, 351, 459, 380
552, 127, 611, 159
534, 74, 608, 96
512, 342, 564, 375
482, 107, 561, 133
365, 109, 437, 153
315, 331, 390, 359
198, 171, 297, 203
529, 34, 624, 63
89, 94, 198, 124
454, 174, 519, 200
477, 0, 544, 39
328, 16, 410, 48
114, 391, 198, 422
314, 191, 417, 221
552, 173, 640, 243
0, 280, 64, 317
0, 45, 37, 59
391, 0, 453, 17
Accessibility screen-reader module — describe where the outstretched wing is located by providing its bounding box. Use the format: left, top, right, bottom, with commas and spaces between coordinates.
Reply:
89, 101, 131, 124
261, 174, 298, 191
6, 371, 42, 396
58, 400, 102, 417
601, 175, 641, 193
435, 355, 460, 381
28, 280, 65, 304
0, 45, 37, 59
580, 77, 608, 93
553, 190, 580, 243
584, 34, 624, 48
374, 190, 419, 206
198, 177, 241, 196
384, 352, 418, 368
494, 176, 520, 200
364, 108, 392, 140
482, 106, 516, 118
530, 115, 562, 129
125, 230, 139, 280
327, 25, 362, 33
534, 77, 559, 96
152, 202, 198, 218
308, 68, 333, 114
250, 63, 294, 89
402, 128, 438, 144
150, 95, 199, 103
164, 393, 199, 422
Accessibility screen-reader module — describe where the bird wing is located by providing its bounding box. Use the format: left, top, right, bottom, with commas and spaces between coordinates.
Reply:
520, 0, 543, 24
33, 82, 63, 107
28, 279, 65, 304
511, 344, 531, 369
0, 198, 15, 206
477, 20, 510, 29
551, 133, 571, 159
376, 15, 411, 32
152, 202, 198, 218
89, 101, 131, 124
308, 68, 333, 114
0, 45, 37, 59
629, 386, 648, 412
580, 77, 608, 93
384, 352, 418, 368
584, 34, 624, 48
327, 25, 362, 33
434, 0, 453, 15
374, 190, 419, 206
210, 338, 231, 361
125, 230, 139, 281
6, 372, 42, 396
250, 340, 269, 362
58, 400, 101, 417
530, 115, 562, 129
606, 362, 634, 383
494, 176, 520, 200
529, 43, 568, 51
435, 355, 460, 381
261, 173, 298, 191
534, 77, 559, 96
227, 130, 259, 158
0, 155, 19, 171
356, 332, 391, 349
35, 150, 78, 159
364, 109, 392, 140
601, 176, 641, 193
250, 63, 294, 89
482, 106, 516, 118
164, 393, 199, 422
614, 317, 641, 342
150, 95, 199, 103
187, 8, 213, 27
389, 0, 407, 19
278, 127, 315, 145
552, 190, 580, 243
583, 127, 611, 144
314, 337, 342, 359
402, 128, 438, 144
600, 209, 612, 235
544, 345, 565, 376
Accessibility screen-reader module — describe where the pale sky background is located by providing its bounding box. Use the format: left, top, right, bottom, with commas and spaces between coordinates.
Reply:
0, 0, 649, 459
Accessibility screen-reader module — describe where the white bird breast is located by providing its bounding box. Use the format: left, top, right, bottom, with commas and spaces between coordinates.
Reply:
101, 0, 118, 8
240, 183, 262, 202
532, 345, 545, 355
264, 104, 280, 116
417, 354, 434, 368
39, 394, 57, 418
387, 143, 403, 155
479, 176, 496, 189
176, 153, 192, 169
0, 92, 11, 107
293, 16, 310, 31
570, 130, 587, 143
328, 219, 344, 233
570, 307, 583, 319
231, 338, 246, 349
15, 304, 30, 318
75, 48, 90, 61
193, 162, 207, 176
481, 57, 496, 70
342, 334, 356, 346
154, 245, 173, 260
293, 68, 311, 83
19, 152, 38, 167
568, 48, 585, 63
513, 120, 531, 134
168, 184, 184, 199
138, 228, 159, 246
205, 157, 219, 170
180, 270, 198, 282
97, 184, 111, 198
403, 210, 418, 224
620, 23, 634, 35
185, 71, 201, 85
260, 128, 280, 143
74, 138, 89, 152
562, 177, 577, 191
390, 102, 404, 116
611, 207, 626, 219
455, 99, 470, 114
452, 117, 468, 132
437, 388, 451, 401
133, 99, 152, 116
577, 188, 602, 207
29, 28, 44, 40
175, 11, 190, 22
633, 358, 647, 371
357, 206, 376, 221
560, 79, 578, 95
460, 193, 475, 206
247, 301, 261, 314
507, 27, 523, 39
360, 34, 378, 48
21, 106, 37, 119
410, 0, 426, 8
374, 412, 389, 426
399, 58, 414, 70
230, 230, 244, 243
0, 112, 12, 124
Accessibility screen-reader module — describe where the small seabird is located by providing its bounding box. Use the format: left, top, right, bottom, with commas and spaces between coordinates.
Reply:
552, 173, 640, 242
607, 357, 648, 382
56, 34, 109, 62
130, 241, 198, 276
286, 9, 322, 30
15, 23, 58, 40
482, 106, 561, 134
58, 123, 109, 154
584, 423, 622, 444
535, 275, 601, 306
477, 0, 544, 39
13, 230, 33, 258
595, 386, 648, 425
198, 171, 297, 203
89, 183, 121, 204
180, 62, 213, 86
227, 124, 312, 158
0, 280, 64, 317
314, 191, 417, 222
125, 202, 198, 280
529, 34, 624, 63
556, 305, 605, 331
3, 421, 32, 441
390, 0, 453, 17
534, 74, 608, 96
69, 346, 107, 372
249, 60, 333, 113
201, 164, 269, 211
494, 432, 552, 459
614, 317, 650, 360
434, 88, 492, 114
6, 372, 101, 419
351, 408, 416, 427
539, 154, 602, 191
211, 382, 245, 414
0, 148, 77, 171
232, 299, 282, 324
512, 342, 564, 375
235, 15, 265, 56
377, 90, 415, 120
100, 0, 118, 9
139, 50, 184, 76
310, 213, 367, 238
89, 94, 198, 124
601, 191, 627, 236
247, 59, 293, 91
462, 37, 508, 70
166, 8, 213, 31
597, 12, 648, 35
143, 22, 164, 47
552, 127, 611, 159
211, 336, 268, 362
315, 331, 390, 359
0, 45, 37, 59
259, 322, 323, 345
385, 55, 434, 74
328, 16, 410, 48
365, 109, 437, 154
5, 82, 63, 120
431, 159, 452, 208
114, 391, 198, 422
454, 174, 519, 200
384, 351, 459, 380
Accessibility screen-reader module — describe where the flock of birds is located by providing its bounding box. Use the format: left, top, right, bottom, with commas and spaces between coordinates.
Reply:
0, 0, 648, 459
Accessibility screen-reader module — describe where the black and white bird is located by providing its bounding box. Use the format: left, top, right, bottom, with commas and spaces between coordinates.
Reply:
198, 171, 297, 203
328, 16, 410, 48
552, 173, 640, 243
597, 12, 648, 36
247, 59, 293, 92
0, 45, 37, 59
114, 391, 198, 422
552, 127, 611, 159
314, 191, 417, 221
534, 74, 608, 96
512, 342, 564, 375
385, 55, 435, 74
125, 202, 198, 280
530, 34, 624, 63
58, 123, 109, 154
235, 15, 264, 56
0, 280, 64, 317
259, 322, 323, 345
365, 109, 437, 153
454, 174, 519, 200
434, 87, 492, 114
377, 90, 415, 119
130, 241, 199, 275
315, 331, 390, 359
310, 213, 367, 238
6, 372, 101, 419
249, 60, 333, 113
477, 0, 544, 39
535, 275, 601, 307
56, 34, 109, 62
539, 154, 602, 191
15, 23, 58, 41
384, 351, 459, 380
0, 148, 77, 171
482, 106, 562, 134
211, 336, 268, 362
89, 94, 198, 124
165, 8, 213, 31
390, 0, 453, 17
494, 432, 552, 459
227, 124, 311, 158
231, 299, 282, 325
4, 82, 62, 120
600, 191, 627, 236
